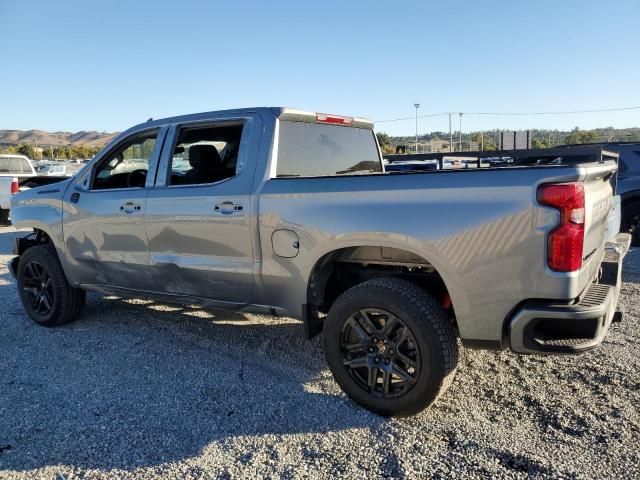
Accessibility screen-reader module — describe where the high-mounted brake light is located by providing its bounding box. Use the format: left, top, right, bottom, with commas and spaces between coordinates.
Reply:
537, 183, 585, 272
10, 178, 19, 194
316, 113, 353, 126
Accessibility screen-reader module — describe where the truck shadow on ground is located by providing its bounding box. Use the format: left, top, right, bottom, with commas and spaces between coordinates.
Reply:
2, 227, 638, 474
0, 279, 386, 472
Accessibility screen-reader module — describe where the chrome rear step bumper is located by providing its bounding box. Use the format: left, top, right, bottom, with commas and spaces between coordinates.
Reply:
509, 233, 631, 354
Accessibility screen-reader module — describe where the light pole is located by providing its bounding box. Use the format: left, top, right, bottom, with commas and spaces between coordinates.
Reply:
414, 103, 420, 153
448, 113, 453, 152
458, 113, 463, 152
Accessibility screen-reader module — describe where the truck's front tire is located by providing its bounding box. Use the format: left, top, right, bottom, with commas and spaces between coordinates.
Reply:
16, 245, 84, 327
324, 278, 458, 417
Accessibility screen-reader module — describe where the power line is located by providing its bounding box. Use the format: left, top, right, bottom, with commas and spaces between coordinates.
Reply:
375, 105, 640, 123
467, 106, 640, 116
376, 112, 449, 123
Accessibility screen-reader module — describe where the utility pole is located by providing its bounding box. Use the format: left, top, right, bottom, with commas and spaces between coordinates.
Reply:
480, 131, 484, 151
448, 113, 453, 152
458, 113, 463, 152
414, 103, 420, 153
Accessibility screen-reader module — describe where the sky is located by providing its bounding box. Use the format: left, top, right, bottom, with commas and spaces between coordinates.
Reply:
1, 0, 639, 136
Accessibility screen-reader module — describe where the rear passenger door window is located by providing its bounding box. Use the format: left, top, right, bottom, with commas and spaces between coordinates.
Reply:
167, 123, 244, 186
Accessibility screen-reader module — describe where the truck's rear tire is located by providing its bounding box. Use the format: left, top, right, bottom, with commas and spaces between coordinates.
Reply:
16, 245, 84, 327
0, 208, 10, 226
324, 278, 458, 417
622, 201, 640, 247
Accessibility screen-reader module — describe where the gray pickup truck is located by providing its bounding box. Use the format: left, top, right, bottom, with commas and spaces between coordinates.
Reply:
8, 107, 630, 416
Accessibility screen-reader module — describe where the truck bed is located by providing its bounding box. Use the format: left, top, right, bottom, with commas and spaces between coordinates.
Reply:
259, 158, 617, 346
384, 145, 618, 171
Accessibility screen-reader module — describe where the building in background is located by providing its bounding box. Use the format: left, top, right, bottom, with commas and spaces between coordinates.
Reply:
500, 131, 532, 150
414, 139, 479, 153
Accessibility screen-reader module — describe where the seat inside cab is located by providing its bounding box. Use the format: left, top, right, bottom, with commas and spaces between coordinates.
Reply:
169, 124, 243, 186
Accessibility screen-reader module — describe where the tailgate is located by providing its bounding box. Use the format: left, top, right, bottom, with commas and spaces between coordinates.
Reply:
579, 161, 617, 289
0, 177, 14, 208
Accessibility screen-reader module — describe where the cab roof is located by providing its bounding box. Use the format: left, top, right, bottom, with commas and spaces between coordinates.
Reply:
128, 107, 374, 133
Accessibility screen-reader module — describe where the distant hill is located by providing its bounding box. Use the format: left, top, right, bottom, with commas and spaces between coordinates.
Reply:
0, 129, 119, 147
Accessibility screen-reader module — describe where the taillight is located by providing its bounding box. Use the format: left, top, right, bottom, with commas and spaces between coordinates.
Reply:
316, 113, 353, 126
10, 178, 19, 194
537, 183, 585, 272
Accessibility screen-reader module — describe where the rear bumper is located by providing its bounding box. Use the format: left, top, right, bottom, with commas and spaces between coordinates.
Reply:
509, 233, 631, 354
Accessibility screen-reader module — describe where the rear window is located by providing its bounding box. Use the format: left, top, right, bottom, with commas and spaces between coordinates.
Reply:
20, 158, 32, 173
276, 121, 382, 177
0, 157, 27, 173
9, 158, 22, 173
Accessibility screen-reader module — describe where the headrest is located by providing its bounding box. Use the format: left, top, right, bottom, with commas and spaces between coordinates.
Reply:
188, 145, 222, 169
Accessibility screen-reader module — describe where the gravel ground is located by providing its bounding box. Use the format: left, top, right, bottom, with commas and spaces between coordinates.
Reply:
0, 225, 638, 479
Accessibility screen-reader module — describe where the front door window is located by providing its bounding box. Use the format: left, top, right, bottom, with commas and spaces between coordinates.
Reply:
93, 132, 158, 190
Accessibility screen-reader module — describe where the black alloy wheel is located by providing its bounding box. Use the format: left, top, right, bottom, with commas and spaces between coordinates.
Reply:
324, 278, 459, 417
16, 244, 85, 326
341, 308, 420, 398
21, 260, 55, 316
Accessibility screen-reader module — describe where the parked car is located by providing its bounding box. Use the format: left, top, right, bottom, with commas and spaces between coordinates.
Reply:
383, 159, 438, 172
38, 163, 80, 177
608, 143, 640, 245
0, 154, 37, 177
0, 176, 19, 225
8, 107, 630, 416
0, 156, 80, 223
34, 160, 53, 172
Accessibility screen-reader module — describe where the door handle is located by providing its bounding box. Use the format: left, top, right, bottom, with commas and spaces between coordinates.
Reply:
214, 201, 243, 214
120, 202, 141, 214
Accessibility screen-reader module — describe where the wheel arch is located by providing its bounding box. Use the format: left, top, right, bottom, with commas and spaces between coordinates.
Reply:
14, 228, 56, 255
12, 223, 72, 283
304, 243, 458, 339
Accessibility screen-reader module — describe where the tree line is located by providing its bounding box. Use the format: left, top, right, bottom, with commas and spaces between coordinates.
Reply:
0, 143, 103, 160
377, 126, 640, 154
